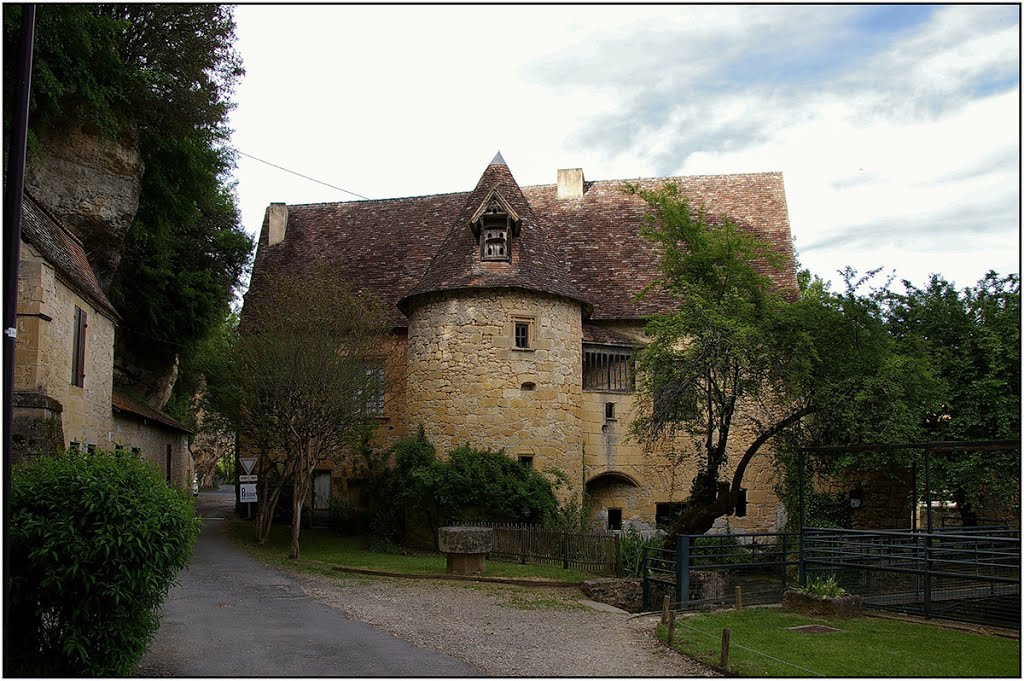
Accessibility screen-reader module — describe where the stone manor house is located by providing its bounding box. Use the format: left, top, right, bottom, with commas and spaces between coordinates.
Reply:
244, 154, 797, 532
12, 191, 194, 490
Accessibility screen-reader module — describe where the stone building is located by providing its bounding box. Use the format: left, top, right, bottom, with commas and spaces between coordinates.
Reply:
243, 154, 797, 532
12, 191, 194, 490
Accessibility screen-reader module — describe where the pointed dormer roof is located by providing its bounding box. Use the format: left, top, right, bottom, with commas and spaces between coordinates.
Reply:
398, 156, 591, 315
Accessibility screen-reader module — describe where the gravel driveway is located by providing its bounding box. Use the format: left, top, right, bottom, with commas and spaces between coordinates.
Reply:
291, 570, 715, 677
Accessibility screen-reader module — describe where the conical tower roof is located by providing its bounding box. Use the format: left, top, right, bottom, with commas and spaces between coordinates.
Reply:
398, 155, 591, 314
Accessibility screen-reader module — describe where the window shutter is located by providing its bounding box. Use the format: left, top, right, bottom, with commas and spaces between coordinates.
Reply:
73, 308, 87, 387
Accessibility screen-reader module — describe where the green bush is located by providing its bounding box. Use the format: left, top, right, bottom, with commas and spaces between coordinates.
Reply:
415, 445, 559, 526
7, 450, 201, 676
619, 526, 665, 577
361, 430, 560, 542
798, 573, 847, 597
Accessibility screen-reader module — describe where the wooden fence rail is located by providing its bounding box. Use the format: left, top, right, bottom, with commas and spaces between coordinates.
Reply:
454, 522, 621, 575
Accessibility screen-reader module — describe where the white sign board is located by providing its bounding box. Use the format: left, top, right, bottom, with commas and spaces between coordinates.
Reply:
239, 474, 258, 483
240, 458, 257, 475
240, 483, 258, 503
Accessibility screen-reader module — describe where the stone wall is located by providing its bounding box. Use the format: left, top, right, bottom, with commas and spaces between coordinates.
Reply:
16, 242, 117, 448
111, 413, 192, 491
580, 322, 784, 534
405, 289, 584, 494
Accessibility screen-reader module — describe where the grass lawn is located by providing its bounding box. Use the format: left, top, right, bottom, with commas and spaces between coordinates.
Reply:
227, 522, 597, 583
658, 607, 1019, 677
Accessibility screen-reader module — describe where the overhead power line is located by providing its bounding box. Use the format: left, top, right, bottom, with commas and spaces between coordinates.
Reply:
235, 150, 371, 201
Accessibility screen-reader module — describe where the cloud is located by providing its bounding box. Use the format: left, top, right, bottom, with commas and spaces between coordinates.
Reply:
528, 5, 1018, 168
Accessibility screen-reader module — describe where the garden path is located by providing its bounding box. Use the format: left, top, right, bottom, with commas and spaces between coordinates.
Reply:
292, 567, 716, 676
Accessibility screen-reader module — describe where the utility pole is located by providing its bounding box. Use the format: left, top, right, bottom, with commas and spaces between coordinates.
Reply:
3, 4, 36, 459
3, 3, 37, 668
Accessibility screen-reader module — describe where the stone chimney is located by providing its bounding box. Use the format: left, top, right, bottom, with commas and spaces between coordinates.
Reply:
268, 203, 288, 246
557, 168, 584, 200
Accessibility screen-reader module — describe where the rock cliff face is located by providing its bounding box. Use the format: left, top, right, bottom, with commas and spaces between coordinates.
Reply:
25, 124, 179, 410
25, 124, 144, 289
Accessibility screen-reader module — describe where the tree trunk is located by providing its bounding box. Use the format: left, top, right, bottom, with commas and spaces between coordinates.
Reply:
952, 489, 978, 527
289, 465, 311, 559
255, 483, 283, 544
665, 473, 721, 543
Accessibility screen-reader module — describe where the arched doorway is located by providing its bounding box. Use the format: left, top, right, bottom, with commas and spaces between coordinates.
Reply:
585, 471, 641, 530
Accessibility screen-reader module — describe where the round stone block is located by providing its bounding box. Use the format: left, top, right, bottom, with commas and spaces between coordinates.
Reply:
437, 527, 493, 575
437, 526, 493, 554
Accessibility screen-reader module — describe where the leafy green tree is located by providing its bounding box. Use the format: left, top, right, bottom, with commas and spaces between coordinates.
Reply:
884, 272, 1021, 522
3, 4, 252, 381
238, 265, 390, 558
628, 183, 939, 537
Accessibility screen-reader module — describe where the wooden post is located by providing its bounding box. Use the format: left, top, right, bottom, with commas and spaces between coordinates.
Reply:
562, 532, 569, 569
735, 585, 743, 610
614, 533, 622, 576
720, 628, 731, 670
666, 610, 676, 645
661, 595, 670, 624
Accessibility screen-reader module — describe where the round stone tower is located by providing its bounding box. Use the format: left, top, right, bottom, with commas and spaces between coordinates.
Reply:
398, 154, 590, 491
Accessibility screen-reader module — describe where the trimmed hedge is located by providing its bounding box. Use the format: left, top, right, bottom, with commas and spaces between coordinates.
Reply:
7, 450, 201, 676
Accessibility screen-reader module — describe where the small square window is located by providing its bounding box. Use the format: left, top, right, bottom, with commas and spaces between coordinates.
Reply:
607, 508, 623, 531
514, 321, 530, 349
518, 455, 534, 469
605, 402, 616, 420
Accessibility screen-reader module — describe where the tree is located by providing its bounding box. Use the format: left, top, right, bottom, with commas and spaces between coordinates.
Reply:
628, 183, 939, 537
884, 272, 1021, 523
237, 266, 390, 558
3, 4, 253, 386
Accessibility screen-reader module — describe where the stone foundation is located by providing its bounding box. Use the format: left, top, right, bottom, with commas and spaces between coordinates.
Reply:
10, 390, 65, 463
782, 590, 862, 618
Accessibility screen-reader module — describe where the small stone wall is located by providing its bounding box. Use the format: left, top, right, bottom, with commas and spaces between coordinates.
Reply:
782, 590, 862, 618
10, 390, 65, 463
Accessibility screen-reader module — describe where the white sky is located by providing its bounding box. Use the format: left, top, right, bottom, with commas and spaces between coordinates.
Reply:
227, 4, 1020, 293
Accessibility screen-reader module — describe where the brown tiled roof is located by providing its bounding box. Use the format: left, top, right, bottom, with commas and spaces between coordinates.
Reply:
244, 163, 796, 328
524, 172, 798, 319
20, 192, 119, 321
111, 391, 192, 434
399, 160, 590, 314
582, 324, 642, 346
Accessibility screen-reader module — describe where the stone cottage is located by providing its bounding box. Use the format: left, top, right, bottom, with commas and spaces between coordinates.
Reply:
243, 154, 797, 531
12, 191, 194, 490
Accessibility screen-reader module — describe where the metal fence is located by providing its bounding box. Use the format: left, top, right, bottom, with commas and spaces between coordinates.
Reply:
642, 532, 800, 610
801, 527, 1021, 630
642, 527, 1020, 630
455, 522, 621, 575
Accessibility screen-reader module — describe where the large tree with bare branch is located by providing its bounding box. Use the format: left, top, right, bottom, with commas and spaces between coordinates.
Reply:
628, 183, 939, 537
237, 265, 389, 558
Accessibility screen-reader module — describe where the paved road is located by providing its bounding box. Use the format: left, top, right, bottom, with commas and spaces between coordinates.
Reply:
136, 488, 479, 677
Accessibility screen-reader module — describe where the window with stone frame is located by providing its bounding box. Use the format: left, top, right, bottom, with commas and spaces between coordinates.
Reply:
583, 344, 634, 392
513, 317, 534, 350
357, 362, 386, 417
71, 306, 87, 387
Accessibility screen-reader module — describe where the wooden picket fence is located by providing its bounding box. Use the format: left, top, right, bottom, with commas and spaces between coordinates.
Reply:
455, 522, 622, 575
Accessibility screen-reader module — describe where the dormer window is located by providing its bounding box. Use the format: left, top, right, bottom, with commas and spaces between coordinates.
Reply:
470, 190, 520, 262
481, 201, 510, 261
